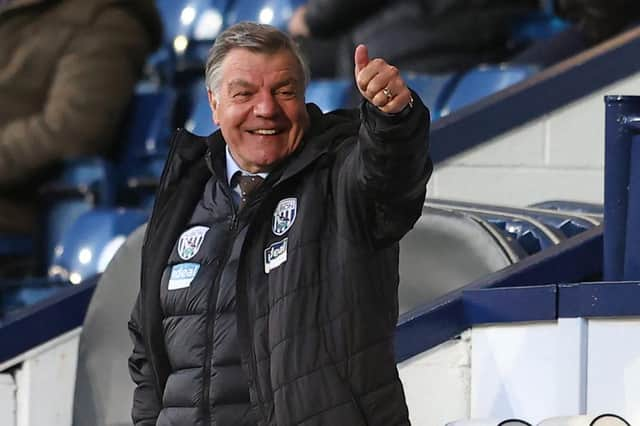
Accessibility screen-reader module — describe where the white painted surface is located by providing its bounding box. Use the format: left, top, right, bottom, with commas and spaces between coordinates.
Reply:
13, 330, 80, 426
586, 318, 640, 424
432, 166, 604, 206
431, 71, 640, 206
398, 332, 471, 426
470, 318, 587, 424
0, 374, 16, 426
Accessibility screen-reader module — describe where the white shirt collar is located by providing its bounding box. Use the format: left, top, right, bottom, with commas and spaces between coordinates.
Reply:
225, 145, 268, 185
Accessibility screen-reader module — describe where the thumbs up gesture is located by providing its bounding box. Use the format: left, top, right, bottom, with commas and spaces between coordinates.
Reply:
354, 44, 413, 114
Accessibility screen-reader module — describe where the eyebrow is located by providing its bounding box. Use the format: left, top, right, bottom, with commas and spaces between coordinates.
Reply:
226, 77, 300, 93
272, 78, 299, 90
226, 79, 256, 92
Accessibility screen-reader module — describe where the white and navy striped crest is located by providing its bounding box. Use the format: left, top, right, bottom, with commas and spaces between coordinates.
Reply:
177, 226, 209, 260
272, 198, 297, 236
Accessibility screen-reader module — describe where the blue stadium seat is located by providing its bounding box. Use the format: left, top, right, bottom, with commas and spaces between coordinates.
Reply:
403, 72, 457, 120
0, 235, 32, 257
426, 201, 565, 255
305, 79, 353, 112
510, 6, 570, 48
440, 64, 539, 116
429, 199, 600, 239
151, 0, 231, 79
119, 84, 177, 208
485, 215, 561, 255
48, 208, 148, 285
0, 234, 34, 279
184, 79, 218, 136
225, 0, 305, 30
39, 158, 117, 269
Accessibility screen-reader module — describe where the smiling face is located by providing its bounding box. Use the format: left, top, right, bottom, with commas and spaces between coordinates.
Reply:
208, 48, 310, 173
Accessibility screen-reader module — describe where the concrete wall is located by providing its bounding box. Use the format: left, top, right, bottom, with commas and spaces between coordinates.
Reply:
429, 72, 640, 206
0, 374, 16, 426
0, 329, 80, 426
398, 331, 471, 425
469, 318, 640, 425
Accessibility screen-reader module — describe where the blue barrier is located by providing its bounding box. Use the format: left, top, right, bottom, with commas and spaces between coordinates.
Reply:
0, 277, 97, 364
461, 281, 640, 326
604, 96, 640, 280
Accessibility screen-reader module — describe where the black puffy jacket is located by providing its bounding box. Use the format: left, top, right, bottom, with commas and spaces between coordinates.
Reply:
128, 98, 432, 425
304, 0, 540, 75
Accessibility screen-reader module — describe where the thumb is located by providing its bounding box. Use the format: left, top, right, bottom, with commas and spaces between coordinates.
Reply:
354, 44, 369, 76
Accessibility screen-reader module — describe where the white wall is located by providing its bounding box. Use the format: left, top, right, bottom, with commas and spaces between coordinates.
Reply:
430, 72, 640, 206
398, 331, 471, 425
587, 318, 640, 424
0, 329, 80, 426
469, 317, 640, 424
0, 374, 16, 426
470, 319, 587, 424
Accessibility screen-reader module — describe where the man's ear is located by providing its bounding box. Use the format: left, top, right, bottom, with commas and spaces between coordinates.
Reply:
207, 89, 220, 125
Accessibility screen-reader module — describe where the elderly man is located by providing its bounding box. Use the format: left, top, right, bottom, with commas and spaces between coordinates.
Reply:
128, 22, 432, 425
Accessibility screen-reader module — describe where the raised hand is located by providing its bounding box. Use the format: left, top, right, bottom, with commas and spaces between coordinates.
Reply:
354, 44, 412, 114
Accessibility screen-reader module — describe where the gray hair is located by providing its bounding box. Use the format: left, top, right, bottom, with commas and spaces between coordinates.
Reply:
205, 22, 310, 95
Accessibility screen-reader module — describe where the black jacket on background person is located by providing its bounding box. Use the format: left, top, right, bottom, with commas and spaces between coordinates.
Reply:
128, 94, 432, 425
302, 0, 540, 77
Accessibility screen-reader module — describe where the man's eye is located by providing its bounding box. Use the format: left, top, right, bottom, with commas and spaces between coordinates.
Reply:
233, 92, 251, 98
277, 90, 296, 98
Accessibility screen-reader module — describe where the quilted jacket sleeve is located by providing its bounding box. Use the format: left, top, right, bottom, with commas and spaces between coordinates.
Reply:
128, 295, 162, 425
335, 91, 432, 248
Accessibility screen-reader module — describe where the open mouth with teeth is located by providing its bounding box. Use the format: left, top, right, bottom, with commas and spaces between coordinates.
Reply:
249, 129, 280, 135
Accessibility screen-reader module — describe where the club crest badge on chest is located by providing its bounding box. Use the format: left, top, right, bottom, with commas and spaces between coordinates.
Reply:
272, 198, 297, 236
177, 225, 209, 260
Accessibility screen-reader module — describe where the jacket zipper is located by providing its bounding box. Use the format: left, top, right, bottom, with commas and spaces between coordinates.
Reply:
234, 188, 272, 423
202, 185, 241, 423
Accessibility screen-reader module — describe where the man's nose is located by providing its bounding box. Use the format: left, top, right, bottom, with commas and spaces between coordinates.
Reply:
253, 91, 279, 117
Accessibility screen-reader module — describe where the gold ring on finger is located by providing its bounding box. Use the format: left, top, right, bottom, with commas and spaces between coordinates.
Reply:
382, 87, 394, 101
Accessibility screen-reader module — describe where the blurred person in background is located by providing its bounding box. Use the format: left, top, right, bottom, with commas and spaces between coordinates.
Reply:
513, 0, 640, 66
0, 0, 162, 234
288, 0, 540, 78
